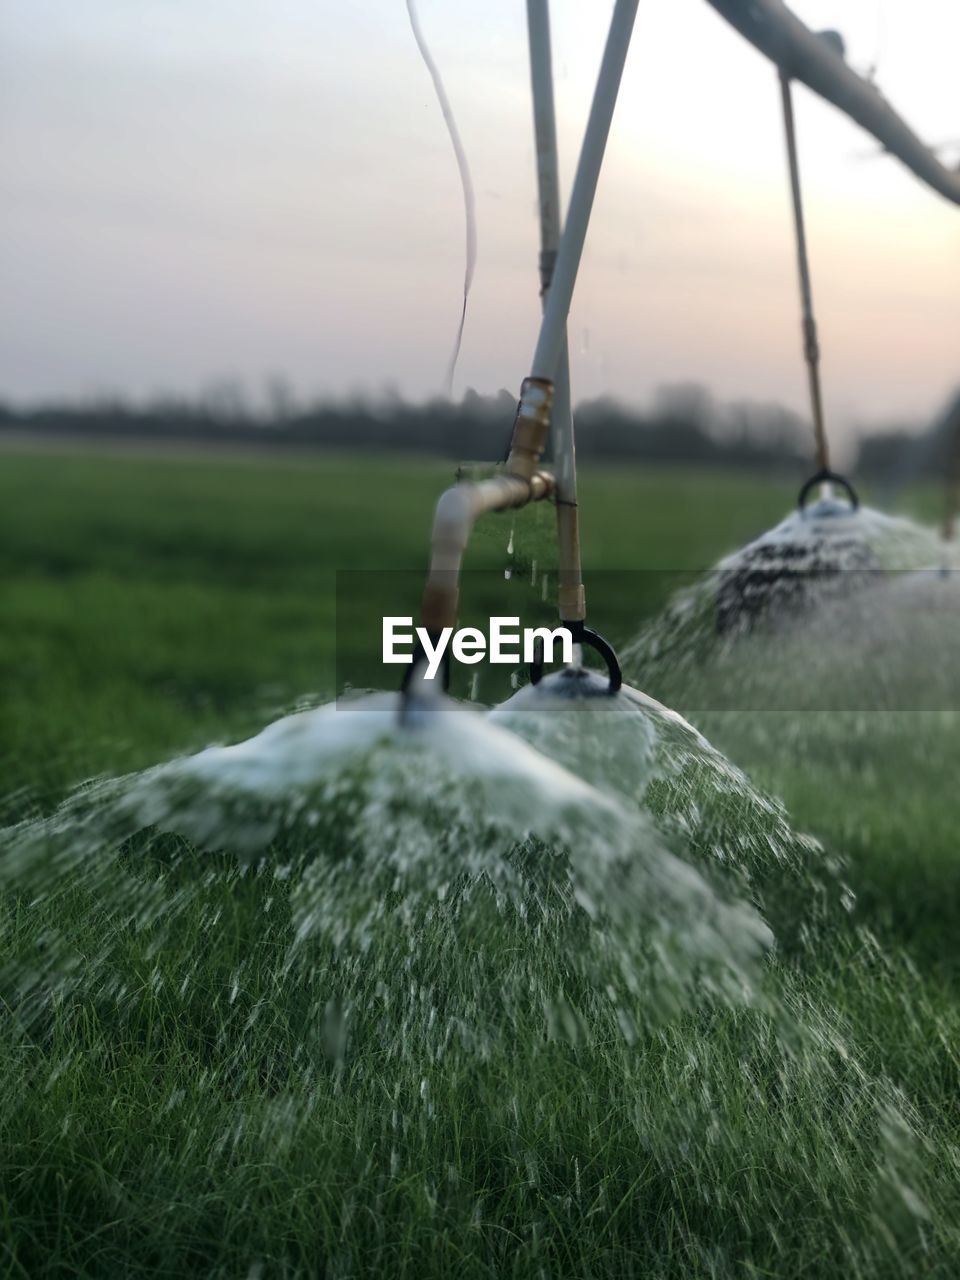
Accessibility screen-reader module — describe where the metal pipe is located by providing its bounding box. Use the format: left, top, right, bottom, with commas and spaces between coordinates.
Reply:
421, 471, 556, 633
504, 375, 554, 481
530, 0, 640, 382
779, 72, 830, 474
705, 0, 960, 207
527, 0, 585, 622
942, 395, 960, 546
420, 377, 556, 633
527, 0, 563, 274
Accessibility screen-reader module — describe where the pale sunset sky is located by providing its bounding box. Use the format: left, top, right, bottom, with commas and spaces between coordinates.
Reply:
2, 1, 958, 444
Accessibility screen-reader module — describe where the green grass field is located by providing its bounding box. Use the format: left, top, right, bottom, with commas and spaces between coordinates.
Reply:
2, 445, 958, 1278
0, 448, 803, 812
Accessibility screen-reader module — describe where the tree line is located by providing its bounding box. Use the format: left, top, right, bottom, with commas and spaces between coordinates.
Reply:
1, 381, 955, 479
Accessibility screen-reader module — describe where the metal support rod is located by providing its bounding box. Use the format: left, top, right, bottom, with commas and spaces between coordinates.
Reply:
945, 477, 959, 546
530, 0, 639, 383
943, 397, 960, 545
779, 71, 831, 474
527, 0, 562, 270
526, 0, 585, 623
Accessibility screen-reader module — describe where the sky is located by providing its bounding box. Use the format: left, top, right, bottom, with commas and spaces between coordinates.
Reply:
2, 0, 959, 445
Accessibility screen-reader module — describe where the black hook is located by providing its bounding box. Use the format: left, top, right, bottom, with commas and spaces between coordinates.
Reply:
797, 467, 859, 513
529, 620, 622, 694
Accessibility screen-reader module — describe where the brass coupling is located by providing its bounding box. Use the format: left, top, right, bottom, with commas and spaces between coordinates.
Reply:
558, 582, 587, 621
506, 377, 554, 480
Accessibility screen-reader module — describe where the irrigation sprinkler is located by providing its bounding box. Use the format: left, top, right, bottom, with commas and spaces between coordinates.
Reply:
710, 9, 952, 623
524, 0, 625, 697
404, 0, 638, 701
711, 48, 877, 634
405, 0, 960, 690
704, 0, 960, 629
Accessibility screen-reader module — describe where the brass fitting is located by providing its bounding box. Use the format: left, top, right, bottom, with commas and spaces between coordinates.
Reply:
558, 582, 586, 621
505, 377, 554, 481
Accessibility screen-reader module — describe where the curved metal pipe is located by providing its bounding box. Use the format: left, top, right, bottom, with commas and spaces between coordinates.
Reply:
420, 377, 556, 634
705, 0, 960, 206
420, 470, 556, 634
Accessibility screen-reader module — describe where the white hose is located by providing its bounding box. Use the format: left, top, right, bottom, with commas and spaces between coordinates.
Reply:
406, 0, 478, 397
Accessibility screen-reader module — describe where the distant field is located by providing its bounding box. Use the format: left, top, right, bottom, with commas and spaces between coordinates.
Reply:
2, 445, 958, 1278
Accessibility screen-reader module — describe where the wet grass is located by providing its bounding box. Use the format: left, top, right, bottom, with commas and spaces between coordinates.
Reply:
1, 445, 958, 1277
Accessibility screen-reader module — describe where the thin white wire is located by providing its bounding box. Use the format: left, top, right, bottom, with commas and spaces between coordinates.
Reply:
406, 0, 477, 399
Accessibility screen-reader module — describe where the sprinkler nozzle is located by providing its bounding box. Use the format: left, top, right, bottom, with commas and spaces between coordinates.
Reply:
529, 621, 622, 695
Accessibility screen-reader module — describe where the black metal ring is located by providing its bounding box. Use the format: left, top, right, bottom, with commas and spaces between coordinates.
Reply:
529, 621, 622, 694
797, 468, 859, 512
